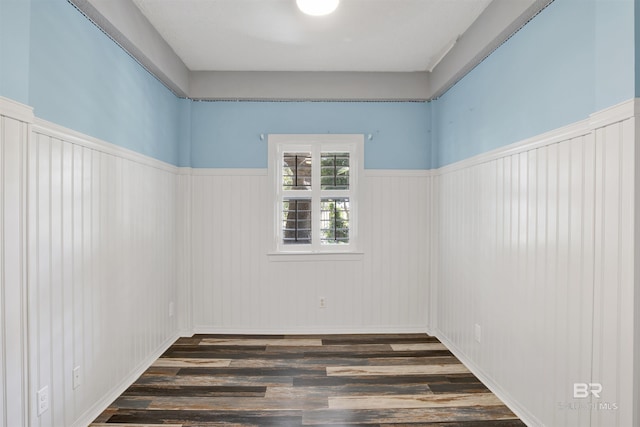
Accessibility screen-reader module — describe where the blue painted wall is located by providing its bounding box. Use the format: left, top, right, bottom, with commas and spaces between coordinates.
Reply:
190, 101, 432, 169
432, 0, 635, 168
0, 0, 32, 104
1, 0, 636, 169
0, 0, 184, 165
28, 0, 184, 165
1, 1, 431, 169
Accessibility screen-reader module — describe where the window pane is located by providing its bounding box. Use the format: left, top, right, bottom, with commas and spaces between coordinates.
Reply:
320, 198, 349, 244
321, 152, 349, 190
283, 152, 312, 190
282, 199, 312, 244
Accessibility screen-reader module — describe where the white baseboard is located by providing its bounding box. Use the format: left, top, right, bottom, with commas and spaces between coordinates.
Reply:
191, 326, 430, 335
72, 332, 180, 427
434, 329, 543, 427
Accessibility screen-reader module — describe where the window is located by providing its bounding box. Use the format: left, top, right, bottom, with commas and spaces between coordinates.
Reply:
268, 134, 363, 253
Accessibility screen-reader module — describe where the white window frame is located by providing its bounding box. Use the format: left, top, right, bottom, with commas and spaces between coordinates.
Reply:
268, 134, 363, 254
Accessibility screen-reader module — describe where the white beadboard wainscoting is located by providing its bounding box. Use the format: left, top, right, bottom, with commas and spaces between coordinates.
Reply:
431, 100, 639, 427
2, 93, 640, 427
0, 93, 182, 427
188, 168, 431, 333
175, 169, 193, 336
0, 98, 32, 427
26, 121, 180, 427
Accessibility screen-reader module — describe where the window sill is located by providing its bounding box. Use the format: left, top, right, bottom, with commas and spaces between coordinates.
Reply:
267, 252, 364, 262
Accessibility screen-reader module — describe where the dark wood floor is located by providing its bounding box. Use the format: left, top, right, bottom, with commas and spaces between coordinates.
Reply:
91, 334, 525, 426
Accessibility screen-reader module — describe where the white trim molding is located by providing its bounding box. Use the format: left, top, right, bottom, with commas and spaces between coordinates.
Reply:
438, 119, 591, 175
32, 118, 178, 174
0, 95, 34, 123
192, 326, 430, 336
435, 332, 543, 427
588, 98, 639, 129
0, 95, 31, 427
189, 168, 268, 176
364, 169, 434, 178
71, 333, 180, 427
438, 98, 639, 176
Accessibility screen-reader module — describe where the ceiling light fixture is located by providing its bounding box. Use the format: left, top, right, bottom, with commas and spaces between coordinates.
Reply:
296, 0, 340, 16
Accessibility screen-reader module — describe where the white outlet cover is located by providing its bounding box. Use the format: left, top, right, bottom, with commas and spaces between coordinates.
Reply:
73, 366, 82, 389
37, 386, 49, 415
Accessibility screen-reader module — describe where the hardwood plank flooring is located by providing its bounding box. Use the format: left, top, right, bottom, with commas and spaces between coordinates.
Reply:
92, 334, 524, 426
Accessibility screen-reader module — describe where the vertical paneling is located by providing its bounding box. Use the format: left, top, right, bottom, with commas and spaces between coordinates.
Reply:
2, 95, 639, 427
190, 170, 430, 333
0, 100, 31, 427
176, 170, 192, 335
635, 116, 640, 427
26, 122, 180, 427
591, 118, 636, 427
433, 114, 638, 427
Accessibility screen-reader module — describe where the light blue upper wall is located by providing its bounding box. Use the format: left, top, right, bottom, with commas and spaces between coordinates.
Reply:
177, 97, 192, 167
594, 0, 634, 109
0, 0, 184, 166
28, 0, 184, 165
3, 0, 635, 170
190, 101, 432, 169
3, 0, 430, 169
433, 0, 635, 168
0, 0, 32, 104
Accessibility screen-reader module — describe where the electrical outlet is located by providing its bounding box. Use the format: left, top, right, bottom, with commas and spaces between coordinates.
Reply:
73, 366, 82, 389
37, 386, 49, 416
474, 324, 482, 343
319, 297, 326, 308
169, 301, 175, 317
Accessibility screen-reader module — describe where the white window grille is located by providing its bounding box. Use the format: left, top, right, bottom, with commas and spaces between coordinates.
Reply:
268, 134, 363, 253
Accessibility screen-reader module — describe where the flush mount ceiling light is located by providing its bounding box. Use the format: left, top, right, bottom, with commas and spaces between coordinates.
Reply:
296, 0, 340, 16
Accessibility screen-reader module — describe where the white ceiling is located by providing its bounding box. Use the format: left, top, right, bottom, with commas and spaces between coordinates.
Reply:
76, 0, 546, 99
131, 0, 493, 72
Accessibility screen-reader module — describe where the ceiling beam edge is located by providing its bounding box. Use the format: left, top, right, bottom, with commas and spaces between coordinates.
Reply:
69, 0, 553, 103
70, 0, 190, 97
428, 0, 555, 100
189, 71, 431, 102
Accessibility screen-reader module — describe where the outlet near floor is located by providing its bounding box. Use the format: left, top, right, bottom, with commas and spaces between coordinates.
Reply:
37, 386, 49, 416
73, 365, 82, 389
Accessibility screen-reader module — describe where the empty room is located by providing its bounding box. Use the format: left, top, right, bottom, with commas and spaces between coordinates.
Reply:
1, 0, 639, 426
